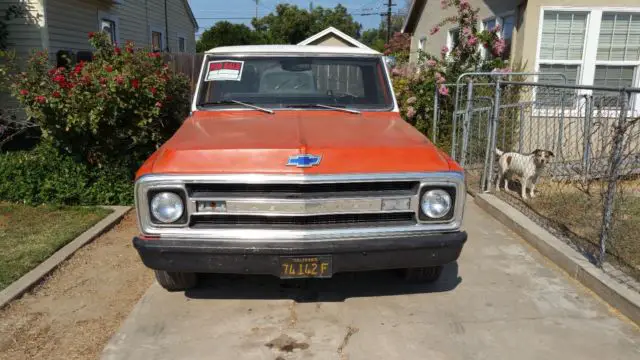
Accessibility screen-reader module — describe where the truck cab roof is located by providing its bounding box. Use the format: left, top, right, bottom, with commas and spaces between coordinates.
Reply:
204, 45, 382, 57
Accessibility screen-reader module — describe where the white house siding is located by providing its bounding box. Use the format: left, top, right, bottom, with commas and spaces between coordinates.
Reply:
45, 0, 109, 55
166, 0, 196, 53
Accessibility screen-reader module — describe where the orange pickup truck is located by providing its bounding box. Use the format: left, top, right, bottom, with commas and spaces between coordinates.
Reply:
132, 45, 467, 291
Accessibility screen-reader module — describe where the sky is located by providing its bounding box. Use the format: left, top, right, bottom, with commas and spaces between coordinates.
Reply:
187, 0, 397, 38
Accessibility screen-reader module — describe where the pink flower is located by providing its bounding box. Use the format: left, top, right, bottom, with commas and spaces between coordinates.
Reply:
435, 72, 446, 84
462, 27, 472, 36
440, 0, 448, 9
150, 87, 157, 95
492, 24, 502, 33
155, 101, 163, 108
35, 95, 46, 104
131, 79, 139, 89
492, 38, 506, 56
52, 91, 61, 98
459, 0, 470, 9
468, 35, 478, 46
406, 96, 417, 105
430, 26, 440, 35
114, 47, 122, 55
438, 85, 449, 96
88, 32, 95, 39
440, 45, 449, 56
115, 75, 124, 85
105, 65, 113, 73
406, 106, 416, 119
19, 89, 29, 96
426, 59, 437, 67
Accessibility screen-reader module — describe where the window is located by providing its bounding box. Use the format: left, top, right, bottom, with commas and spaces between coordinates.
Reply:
98, 12, 119, 44
536, 9, 640, 111
447, 28, 459, 54
537, 11, 588, 86
481, 14, 515, 61
178, 37, 186, 52
101, 19, 116, 43
152, 31, 163, 51
197, 56, 393, 111
419, 36, 426, 52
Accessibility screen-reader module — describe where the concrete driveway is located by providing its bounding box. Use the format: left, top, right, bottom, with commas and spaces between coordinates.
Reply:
102, 199, 640, 360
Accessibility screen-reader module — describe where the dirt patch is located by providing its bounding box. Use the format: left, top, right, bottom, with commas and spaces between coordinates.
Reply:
0, 212, 153, 360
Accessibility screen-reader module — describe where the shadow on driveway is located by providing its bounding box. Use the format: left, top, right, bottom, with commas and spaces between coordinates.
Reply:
184, 262, 461, 302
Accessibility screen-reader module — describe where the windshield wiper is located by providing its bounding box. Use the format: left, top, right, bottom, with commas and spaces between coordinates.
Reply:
199, 100, 274, 114
285, 104, 360, 114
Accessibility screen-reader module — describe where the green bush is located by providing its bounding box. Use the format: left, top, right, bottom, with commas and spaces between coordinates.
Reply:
0, 145, 133, 205
11, 31, 191, 170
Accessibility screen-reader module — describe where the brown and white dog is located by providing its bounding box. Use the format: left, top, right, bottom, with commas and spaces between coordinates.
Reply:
495, 148, 554, 200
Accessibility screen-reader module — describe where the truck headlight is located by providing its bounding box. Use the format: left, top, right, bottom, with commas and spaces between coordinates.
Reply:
150, 192, 184, 223
420, 189, 452, 219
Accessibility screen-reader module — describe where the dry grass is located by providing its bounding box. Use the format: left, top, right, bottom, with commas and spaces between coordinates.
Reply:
0, 203, 112, 291
496, 178, 640, 276
0, 212, 154, 360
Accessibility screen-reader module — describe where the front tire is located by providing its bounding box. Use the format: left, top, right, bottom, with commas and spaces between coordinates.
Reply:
154, 270, 198, 291
403, 266, 443, 283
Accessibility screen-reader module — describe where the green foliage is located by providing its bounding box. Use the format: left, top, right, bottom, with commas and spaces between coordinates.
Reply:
11, 31, 191, 170
196, 21, 266, 53
360, 14, 406, 52
0, 144, 133, 205
0, 4, 26, 50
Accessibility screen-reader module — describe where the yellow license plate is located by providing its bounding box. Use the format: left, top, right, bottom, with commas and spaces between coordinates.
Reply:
279, 256, 332, 279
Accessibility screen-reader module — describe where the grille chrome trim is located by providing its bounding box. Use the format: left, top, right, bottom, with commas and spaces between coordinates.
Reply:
135, 172, 466, 240
191, 196, 413, 216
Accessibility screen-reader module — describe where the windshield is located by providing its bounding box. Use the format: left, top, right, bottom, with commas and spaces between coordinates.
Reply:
196, 55, 394, 111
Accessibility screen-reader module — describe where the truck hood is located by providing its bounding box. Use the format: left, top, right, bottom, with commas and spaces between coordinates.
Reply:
142, 110, 456, 175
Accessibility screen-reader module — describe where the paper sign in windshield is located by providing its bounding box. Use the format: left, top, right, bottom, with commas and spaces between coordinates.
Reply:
205, 60, 244, 81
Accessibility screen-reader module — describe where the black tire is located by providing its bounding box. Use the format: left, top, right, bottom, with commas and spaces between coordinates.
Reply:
402, 266, 444, 283
154, 270, 198, 291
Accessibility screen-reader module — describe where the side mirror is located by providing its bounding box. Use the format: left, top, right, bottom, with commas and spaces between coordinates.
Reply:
384, 55, 397, 69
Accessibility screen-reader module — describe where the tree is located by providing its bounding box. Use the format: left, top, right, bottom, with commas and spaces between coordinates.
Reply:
251, 4, 362, 45
196, 21, 262, 53
359, 14, 405, 52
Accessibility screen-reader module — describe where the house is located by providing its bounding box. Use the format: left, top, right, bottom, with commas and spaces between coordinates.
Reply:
402, 0, 640, 89
298, 26, 372, 50
2, 0, 198, 61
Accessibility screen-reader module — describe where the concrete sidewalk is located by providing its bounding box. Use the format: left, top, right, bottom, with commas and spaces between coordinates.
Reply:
102, 200, 640, 360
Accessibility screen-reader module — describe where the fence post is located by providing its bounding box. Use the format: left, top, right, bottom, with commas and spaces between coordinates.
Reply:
485, 79, 502, 192
582, 95, 593, 181
518, 104, 525, 153
597, 90, 629, 267
432, 86, 439, 144
452, 83, 461, 160
460, 80, 474, 167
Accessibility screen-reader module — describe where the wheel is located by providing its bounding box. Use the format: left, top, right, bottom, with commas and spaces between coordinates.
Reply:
402, 266, 443, 283
154, 270, 198, 291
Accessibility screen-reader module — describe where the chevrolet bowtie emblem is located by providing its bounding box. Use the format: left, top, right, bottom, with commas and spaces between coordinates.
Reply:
287, 154, 322, 168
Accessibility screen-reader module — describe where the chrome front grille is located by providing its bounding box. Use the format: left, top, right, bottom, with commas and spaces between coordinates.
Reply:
185, 181, 420, 228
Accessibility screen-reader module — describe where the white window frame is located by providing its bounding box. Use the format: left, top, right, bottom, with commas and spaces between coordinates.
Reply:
480, 11, 516, 61
534, 6, 640, 116
150, 26, 166, 52
97, 11, 120, 45
177, 32, 187, 53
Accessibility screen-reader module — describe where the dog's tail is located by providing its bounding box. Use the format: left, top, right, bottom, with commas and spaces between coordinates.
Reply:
495, 148, 504, 156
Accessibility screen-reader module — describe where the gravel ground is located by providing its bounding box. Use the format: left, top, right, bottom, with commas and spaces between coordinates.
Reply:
0, 212, 153, 360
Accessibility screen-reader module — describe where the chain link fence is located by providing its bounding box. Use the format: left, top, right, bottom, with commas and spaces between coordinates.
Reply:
436, 77, 640, 285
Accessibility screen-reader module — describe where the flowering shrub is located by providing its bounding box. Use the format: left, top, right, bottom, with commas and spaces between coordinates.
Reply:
11, 32, 191, 169
391, 0, 524, 151
384, 32, 411, 64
